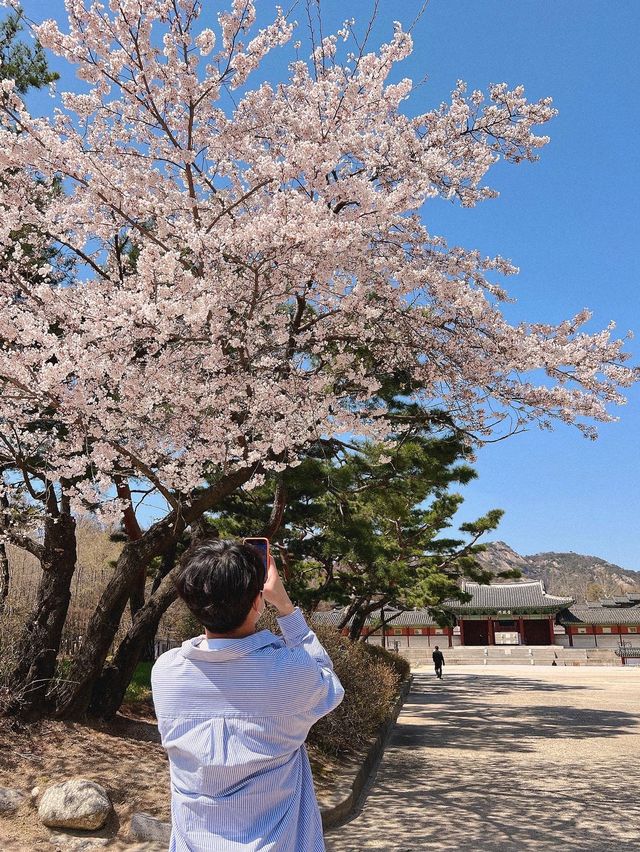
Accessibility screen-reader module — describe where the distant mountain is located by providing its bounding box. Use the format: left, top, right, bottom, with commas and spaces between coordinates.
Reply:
476, 541, 640, 603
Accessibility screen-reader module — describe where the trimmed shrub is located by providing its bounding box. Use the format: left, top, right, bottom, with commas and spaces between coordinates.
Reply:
257, 609, 404, 754
307, 625, 401, 756
361, 641, 411, 682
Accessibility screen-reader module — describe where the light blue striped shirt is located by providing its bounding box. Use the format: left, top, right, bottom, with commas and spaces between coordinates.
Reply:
151, 608, 344, 851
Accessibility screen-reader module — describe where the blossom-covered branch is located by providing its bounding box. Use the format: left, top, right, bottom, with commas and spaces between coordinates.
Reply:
0, 0, 635, 522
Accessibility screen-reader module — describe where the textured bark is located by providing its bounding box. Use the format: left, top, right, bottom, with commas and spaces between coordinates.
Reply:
128, 565, 146, 619
348, 608, 369, 642
53, 467, 253, 720
142, 539, 178, 661
115, 478, 145, 620
52, 535, 166, 719
347, 598, 391, 642
9, 511, 77, 713
0, 543, 8, 614
261, 476, 287, 539
338, 596, 365, 632
89, 569, 179, 719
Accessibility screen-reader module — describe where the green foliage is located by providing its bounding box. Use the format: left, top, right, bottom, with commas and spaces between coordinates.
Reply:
213, 413, 505, 634
0, 9, 59, 94
123, 661, 153, 704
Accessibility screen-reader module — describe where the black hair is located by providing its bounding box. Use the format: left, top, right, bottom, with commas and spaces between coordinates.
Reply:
173, 539, 265, 634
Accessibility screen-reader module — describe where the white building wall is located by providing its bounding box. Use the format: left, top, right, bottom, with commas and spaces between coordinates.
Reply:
405, 636, 432, 649
594, 634, 625, 649
571, 634, 598, 649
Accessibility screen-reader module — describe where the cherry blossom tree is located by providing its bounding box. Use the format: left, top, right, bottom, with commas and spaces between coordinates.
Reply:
0, 8, 72, 709
0, 0, 635, 717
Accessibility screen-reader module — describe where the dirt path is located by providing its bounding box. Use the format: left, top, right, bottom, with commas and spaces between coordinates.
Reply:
325, 665, 640, 852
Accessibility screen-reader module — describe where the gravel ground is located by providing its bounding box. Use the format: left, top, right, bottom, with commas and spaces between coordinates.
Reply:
325, 665, 640, 852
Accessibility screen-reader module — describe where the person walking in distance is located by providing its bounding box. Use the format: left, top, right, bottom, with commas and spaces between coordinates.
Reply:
432, 645, 445, 679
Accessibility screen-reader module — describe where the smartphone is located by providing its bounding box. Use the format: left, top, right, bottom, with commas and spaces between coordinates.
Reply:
243, 537, 270, 580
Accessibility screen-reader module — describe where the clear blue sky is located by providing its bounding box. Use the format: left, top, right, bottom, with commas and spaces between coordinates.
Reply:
18, 1, 640, 569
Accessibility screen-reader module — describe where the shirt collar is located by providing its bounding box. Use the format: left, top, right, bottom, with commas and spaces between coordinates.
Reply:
179, 629, 280, 662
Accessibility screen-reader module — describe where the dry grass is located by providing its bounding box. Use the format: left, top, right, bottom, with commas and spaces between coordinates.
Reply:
0, 711, 170, 849
0, 517, 188, 659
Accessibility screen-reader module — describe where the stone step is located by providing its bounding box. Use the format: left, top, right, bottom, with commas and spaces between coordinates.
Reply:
401, 645, 622, 667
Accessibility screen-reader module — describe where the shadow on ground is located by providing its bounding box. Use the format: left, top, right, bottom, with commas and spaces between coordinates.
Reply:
400, 677, 635, 754
325, 672, 640, 852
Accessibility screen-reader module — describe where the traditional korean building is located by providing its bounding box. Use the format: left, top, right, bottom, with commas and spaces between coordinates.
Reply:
314, 581, 574, 648
313, 582, 640, 653
558, 595, 640, 649
445, 581, 574, 646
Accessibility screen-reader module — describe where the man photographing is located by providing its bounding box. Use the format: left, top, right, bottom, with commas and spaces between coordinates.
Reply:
151, 539, 344, 851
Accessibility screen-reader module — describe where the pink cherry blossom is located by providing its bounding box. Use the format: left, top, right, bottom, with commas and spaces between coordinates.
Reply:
0, 0, 635, 520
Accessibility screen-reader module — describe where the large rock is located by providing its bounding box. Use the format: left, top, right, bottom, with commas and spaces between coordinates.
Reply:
0, 786, 26, 812
130, 811, 172, 844
38, 779, 112, 830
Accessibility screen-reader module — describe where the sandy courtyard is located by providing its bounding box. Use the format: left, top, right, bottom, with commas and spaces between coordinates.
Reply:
325, 665, 640, 852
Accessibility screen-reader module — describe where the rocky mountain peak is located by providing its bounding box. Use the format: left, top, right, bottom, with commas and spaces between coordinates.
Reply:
476, 542, 640, 602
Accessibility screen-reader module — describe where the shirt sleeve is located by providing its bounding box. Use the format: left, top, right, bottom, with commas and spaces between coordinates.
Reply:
277, 607, 345, 722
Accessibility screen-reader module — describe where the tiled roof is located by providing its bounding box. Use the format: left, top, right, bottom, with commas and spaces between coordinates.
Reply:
375, 609, 437, 626
444, 581, 574, 612
616, 647, 640, 657
599, 595, 640, 607
311, 607, 437, 628
312, 584, 574, 629
311, 610, 345, 627
561, 605, 640, 625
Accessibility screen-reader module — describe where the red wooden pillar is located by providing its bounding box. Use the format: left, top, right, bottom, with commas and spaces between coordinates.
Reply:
518, 616, 525, 645
488, 618, 495, 645
568, 627, 574, 648
548, 616, 555, 645
448, 627, 453, 648
592, 625, 598, 648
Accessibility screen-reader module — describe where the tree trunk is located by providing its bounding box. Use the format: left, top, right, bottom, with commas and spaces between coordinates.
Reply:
142, 540, 178, 662
51, 537, 161, 719
53, 467, 253, 720
338, 596, 366, 631
128, 564, 146, 619
89, 569, 179, 719
9, 512, 77, 713
348, 608, 369, 641
0, 543, 9, 615
348, 598, 392, 642
115, 477, 145, 621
